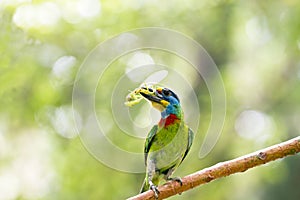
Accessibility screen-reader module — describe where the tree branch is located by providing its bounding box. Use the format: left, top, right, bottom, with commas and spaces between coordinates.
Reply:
127, 136, 300, 200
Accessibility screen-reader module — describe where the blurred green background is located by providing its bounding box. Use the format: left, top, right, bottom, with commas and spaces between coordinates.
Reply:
1, 0, 300, 199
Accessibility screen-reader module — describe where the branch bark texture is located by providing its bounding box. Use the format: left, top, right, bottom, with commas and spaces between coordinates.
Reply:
128, 136, 300, 200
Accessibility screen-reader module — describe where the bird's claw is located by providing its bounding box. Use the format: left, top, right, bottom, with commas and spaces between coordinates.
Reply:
167, 177, 183, 186
149, 182, 160, 199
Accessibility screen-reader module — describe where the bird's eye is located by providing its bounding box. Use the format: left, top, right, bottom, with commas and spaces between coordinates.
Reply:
162, 89, 171, 96
148, 88, 153, 92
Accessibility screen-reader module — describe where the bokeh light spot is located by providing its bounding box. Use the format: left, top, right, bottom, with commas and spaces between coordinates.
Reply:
13, 2, 61, 29
235, 110, 274, 141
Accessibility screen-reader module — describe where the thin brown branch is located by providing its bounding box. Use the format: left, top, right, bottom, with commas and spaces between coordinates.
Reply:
128, 136, 300, 200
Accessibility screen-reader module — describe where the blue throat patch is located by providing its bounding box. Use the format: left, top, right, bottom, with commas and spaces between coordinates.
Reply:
161, 104, 181, 119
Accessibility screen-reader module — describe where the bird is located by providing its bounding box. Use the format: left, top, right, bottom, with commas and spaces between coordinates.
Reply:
139, 86, 194, 198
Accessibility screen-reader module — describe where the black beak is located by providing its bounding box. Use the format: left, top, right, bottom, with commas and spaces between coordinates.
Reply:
140, 91, 163, 104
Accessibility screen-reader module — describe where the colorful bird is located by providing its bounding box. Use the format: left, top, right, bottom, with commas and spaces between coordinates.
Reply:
138, 86, 194, 198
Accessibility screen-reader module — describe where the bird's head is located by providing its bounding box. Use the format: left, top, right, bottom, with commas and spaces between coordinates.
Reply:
140, 86, 182, 119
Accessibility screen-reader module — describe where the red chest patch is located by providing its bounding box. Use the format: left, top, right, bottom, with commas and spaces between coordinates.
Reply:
159, 114, 180, 127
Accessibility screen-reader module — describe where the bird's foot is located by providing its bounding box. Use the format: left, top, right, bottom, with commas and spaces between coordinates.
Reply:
167, 177, 183, 186
149, 181, 160, 199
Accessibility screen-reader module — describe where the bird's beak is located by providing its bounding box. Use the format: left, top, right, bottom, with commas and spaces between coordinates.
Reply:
140, 87, 169, 109
140, 92, 162, 104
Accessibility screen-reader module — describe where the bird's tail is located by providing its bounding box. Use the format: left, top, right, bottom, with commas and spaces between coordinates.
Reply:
140, 178, 149, 193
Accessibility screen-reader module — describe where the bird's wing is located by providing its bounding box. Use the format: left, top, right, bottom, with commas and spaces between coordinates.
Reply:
144, 125, 158, 166
180, 127, 194, 164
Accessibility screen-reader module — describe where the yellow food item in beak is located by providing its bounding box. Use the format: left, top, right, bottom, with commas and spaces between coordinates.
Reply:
124, 84, 156, 107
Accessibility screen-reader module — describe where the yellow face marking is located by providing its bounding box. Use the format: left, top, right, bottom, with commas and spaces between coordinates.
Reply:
151, 102, 165, 112
160, 100, 169, 107
156, 87, 163, 93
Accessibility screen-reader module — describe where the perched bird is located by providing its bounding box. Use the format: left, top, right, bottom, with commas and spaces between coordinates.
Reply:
139, 86, 194, 198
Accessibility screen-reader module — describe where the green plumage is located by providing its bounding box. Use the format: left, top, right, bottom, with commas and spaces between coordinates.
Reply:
140, 117, 194, 193
125, 85, 195, 197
